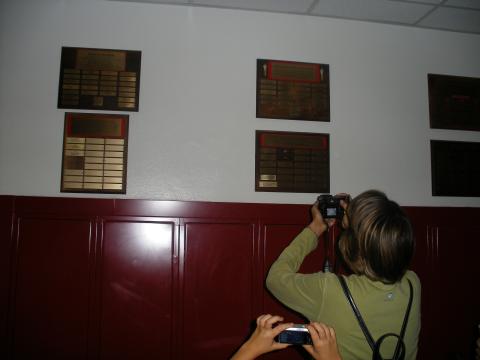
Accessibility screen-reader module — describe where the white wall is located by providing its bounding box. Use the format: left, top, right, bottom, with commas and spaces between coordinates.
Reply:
1, 0, 480, 206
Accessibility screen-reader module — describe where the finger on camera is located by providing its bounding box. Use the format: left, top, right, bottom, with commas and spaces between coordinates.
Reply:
308, 322, 331, 342
272, 322, 294, 336
264, 315, 284, 327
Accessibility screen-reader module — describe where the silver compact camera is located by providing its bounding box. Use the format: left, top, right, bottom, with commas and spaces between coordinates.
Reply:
277, 324, 312, 345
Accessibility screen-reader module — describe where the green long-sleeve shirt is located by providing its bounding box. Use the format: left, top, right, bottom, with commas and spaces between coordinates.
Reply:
266, 228, 421, 360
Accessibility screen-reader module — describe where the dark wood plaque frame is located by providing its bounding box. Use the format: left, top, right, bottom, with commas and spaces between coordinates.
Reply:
255, 130, 330, 193
256, 59, 330, 122
428, 74, 480, 131
431, 140, 480, 197
61, 112, 129, 194
58, 47, 141, 112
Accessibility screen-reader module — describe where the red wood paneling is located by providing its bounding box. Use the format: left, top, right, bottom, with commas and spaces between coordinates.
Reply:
181, 220, 257, 360
1, 196, 479, 360
403, 207, 432, 360
14, 196, 114, 216
429, 223, 480, 359
99, 219, 177, 360
405, 207, 480, 360
11, 216, 94, 359
0, 196, 13, 357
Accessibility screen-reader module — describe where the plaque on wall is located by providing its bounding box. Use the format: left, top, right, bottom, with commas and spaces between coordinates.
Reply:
255, 130, 330, 193
58, 47, 141, 111
431, 140, 480, 197
428, 74, 480, 131
256, 59, 330, 122
61, 112, 129, 194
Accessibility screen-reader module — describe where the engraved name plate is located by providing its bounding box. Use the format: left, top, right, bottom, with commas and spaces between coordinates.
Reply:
256, 59, 330, 122
255, 130, 330, 193
58, 47, 141, 111
61, 112, 129, 194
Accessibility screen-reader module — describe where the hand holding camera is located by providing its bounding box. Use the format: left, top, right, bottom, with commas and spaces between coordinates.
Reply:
304, 323, 342, 360
278, 322, 341, 360
317, 194, 350, 220
231, 315, 342, 360
230, 314, 293, 360
309, 193, 350, 236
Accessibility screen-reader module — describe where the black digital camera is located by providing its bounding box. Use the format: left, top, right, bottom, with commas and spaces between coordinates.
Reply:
317, 194, 349, 220
277, 324, 312, 345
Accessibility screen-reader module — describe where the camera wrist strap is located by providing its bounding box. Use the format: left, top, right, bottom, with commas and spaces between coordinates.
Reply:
337, 275, 413, 360
323, 226, 332, 272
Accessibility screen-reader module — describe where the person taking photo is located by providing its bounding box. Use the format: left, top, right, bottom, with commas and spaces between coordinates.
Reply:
266, 190, 421, 360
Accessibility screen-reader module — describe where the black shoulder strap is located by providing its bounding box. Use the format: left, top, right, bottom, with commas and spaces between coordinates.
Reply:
337, 275, 413, 360
394, 279, 414, 359
338, 275, 376, 350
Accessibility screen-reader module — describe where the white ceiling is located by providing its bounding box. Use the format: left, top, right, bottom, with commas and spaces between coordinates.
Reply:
110, 0, 480, 34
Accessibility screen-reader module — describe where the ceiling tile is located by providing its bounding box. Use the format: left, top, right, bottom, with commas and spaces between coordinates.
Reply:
400, 0, 443, 3
445, 0, 480, 9
107, 0, 480, 34
311, 0, 434, 24
192, 0, 315, 13
109, 0, 191, 3
419, 6, 480, 32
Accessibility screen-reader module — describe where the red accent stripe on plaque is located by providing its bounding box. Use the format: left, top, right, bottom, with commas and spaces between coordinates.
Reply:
260, 132, 328, 150
65, 113, 126, 139
266, 60, 322, 83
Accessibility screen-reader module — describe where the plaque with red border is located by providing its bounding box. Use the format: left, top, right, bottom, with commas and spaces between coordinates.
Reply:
256, 59, 330, 121
255, 130, 330, 193
61, 112, 129, 194
428, 74, 480, 131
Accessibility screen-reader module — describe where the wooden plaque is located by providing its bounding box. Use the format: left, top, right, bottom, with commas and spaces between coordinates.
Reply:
431, 140, 480, 196
58, 47, 141, 111
256, 59, 330, 121
255, 130, 330, 193
428, 74, 480, 131
61, 112, 129, 194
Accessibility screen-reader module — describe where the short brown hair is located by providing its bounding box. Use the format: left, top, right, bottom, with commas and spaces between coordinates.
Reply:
338, 190, 414, 283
